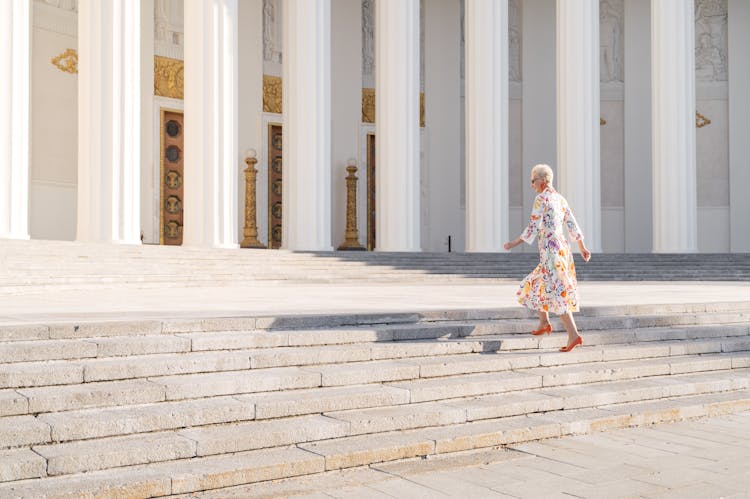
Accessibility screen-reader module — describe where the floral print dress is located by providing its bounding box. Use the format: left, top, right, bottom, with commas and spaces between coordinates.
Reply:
517, 187, 584, 315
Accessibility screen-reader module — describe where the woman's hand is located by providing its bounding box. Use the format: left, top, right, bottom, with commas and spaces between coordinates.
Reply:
578, 240, 591, 262
504, 238, 521, 251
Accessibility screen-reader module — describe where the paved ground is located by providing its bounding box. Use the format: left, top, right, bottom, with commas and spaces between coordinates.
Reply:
2, 281, 749, 324
189, 412, 750, 499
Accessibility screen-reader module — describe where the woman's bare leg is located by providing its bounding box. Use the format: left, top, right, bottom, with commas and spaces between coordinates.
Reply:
559, 312, 581, 346
537, 311, 551, 330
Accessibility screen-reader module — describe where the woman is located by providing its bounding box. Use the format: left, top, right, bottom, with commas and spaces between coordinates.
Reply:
503, 164, 591, 352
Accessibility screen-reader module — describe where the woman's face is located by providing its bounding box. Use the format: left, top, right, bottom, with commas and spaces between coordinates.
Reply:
530, 176, 545, 194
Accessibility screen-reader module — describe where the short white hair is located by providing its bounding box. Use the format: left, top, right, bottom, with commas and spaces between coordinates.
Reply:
531, 164, 554, 186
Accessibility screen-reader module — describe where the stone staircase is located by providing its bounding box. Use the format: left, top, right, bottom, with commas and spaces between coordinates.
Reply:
2, 301, 750, 497
1, 239, 750, 294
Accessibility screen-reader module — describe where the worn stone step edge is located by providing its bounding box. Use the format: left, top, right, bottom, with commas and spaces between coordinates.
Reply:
1, 317, 748, 364
1, 389, 749, 497
2, 364, 749, 455
2, 333, 749, 394
2, 301, 749, 341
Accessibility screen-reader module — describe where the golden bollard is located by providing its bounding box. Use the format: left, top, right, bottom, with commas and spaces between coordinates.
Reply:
338, 159, 365, 251
240, 149, 266, 249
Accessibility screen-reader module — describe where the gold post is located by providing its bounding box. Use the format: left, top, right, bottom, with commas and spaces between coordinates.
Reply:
338, 159, 365, 251
240, 149, 266, 249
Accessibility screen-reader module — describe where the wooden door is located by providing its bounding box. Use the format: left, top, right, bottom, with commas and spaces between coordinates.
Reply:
160, 110, 184, 245
367, 133, 376, 251
268, 124, 283, 249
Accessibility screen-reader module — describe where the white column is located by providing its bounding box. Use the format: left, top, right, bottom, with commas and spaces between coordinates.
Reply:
0, 0, 30, 240
651, 1, 696, 253
729, 0, 750, 252
283, 0, 332, 250
556, 0, 601, 252
465, 0, 508, 252
77, 0, 141, 244
376, 0, 421, 252
183, 0, 239, 248
624, 0, 652, 252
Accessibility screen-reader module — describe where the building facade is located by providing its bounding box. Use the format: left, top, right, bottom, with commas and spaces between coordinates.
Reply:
2, 0, 749, 253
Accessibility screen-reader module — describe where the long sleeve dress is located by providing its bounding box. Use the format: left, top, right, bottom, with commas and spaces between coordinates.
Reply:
516, 186, 584, 315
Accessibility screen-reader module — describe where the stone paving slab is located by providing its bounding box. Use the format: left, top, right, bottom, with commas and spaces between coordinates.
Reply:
186, 412, 750, 499
1, 282, 748, 325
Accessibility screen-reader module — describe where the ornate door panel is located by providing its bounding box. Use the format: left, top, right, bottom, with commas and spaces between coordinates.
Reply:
268, 124, 283, 249
367, 133, 376, 251
160, 110, 184, 245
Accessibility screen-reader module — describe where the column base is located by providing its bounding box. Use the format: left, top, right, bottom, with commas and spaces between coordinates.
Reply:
337, 241, 366, 251
240, 238, 267, 249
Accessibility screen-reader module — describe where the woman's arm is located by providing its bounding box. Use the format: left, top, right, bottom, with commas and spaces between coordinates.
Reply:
504, 237, 523, 251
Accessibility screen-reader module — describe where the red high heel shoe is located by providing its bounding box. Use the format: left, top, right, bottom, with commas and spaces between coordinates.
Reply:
559, 336, 583, 352
531, 324, 552, 336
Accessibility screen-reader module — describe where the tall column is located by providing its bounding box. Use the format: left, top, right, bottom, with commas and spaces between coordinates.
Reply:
183, 0, 239, 248
556, 0, 601, 252
0, 1, 30, 240
376, 0, 421, 251
283, 0, 332, 250
651, 1, 697, 253
77, 0, 141, 243
729, 0, 750, 252
465, 0, 508, 252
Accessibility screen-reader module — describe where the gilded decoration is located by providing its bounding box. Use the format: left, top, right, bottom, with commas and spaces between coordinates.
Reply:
51, 48, 78, 74
263, 75, 282, 114
154, 56, 184, 99
362, 88, 425, 127
696, 111, 712, 128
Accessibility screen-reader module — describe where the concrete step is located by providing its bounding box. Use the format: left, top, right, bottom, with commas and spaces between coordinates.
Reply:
2, 370, 745, 475
3, 388, 748, 495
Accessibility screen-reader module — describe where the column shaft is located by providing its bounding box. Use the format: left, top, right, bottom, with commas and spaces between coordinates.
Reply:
0, 0, 30, 239
556, 0, 601, 252
465, 0, 508, 252
375, 0, 421, 251
651, 1, 697, 253
283, 0, 332, 250
183, 0, 239, 248
77, 0, 141, 243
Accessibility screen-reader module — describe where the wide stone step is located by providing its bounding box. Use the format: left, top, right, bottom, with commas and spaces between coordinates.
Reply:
2, 371, 744, 481
3, 363, 749, 455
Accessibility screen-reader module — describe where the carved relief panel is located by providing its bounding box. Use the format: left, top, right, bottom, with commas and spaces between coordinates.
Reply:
263, 0, 283, 65
600, 0, 624, 83
695, 0, 727, 81
155, 0, 184, 58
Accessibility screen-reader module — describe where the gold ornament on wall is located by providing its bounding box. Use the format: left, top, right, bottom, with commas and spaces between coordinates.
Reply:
361, 88, 425, 127
696, 111, 711, 128
51, 48, 78, 74
362, 88, 376, 124
600, 117, 607, 126
154, 56, 184, 99
263, 75, 282, 114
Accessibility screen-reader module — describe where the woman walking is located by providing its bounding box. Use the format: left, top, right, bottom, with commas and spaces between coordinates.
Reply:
504, 164, 591, 352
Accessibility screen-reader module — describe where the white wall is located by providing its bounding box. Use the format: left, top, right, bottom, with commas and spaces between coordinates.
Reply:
331, 0, 362, 249
30, 2, 78, 241
728, 0, 750, 252
238, 0, 264, 244
623, 0, 652, 253
424, 0, 461, 252
520, 0, 555, 252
